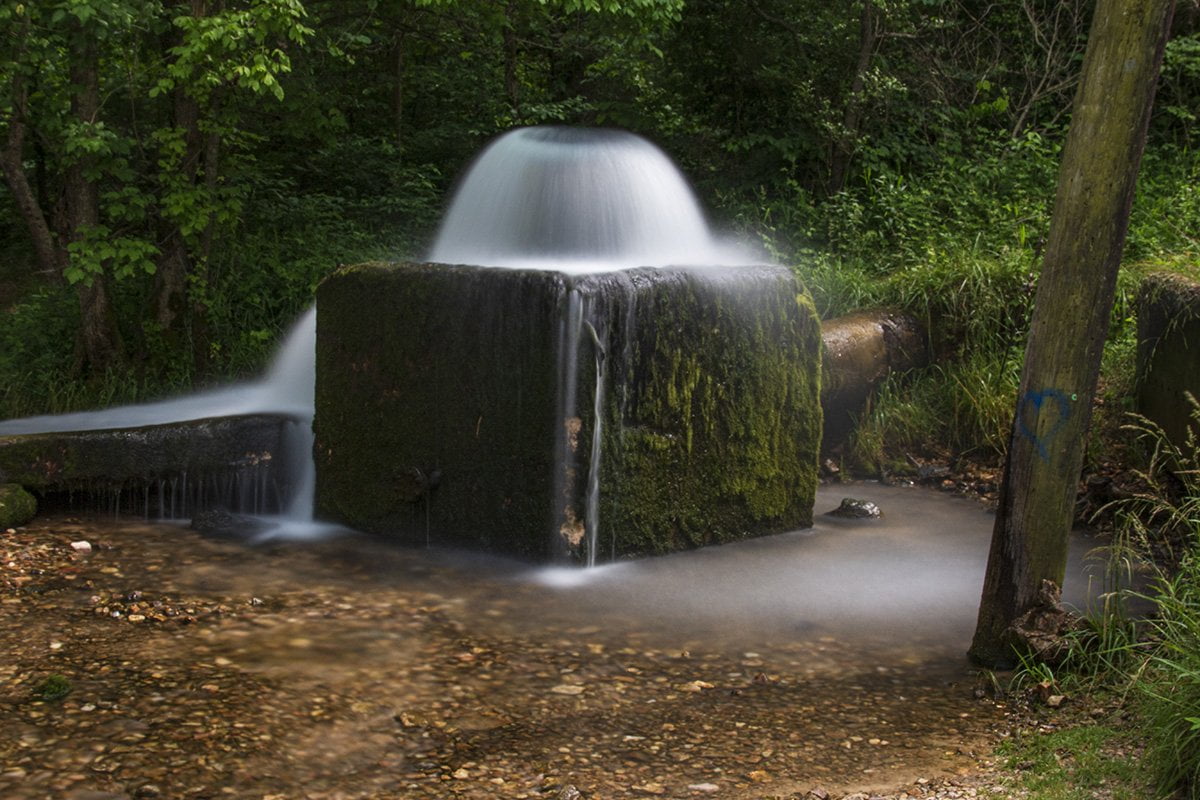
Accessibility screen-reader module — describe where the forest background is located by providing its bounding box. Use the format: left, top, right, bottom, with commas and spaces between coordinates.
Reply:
1, 0, 1198, 471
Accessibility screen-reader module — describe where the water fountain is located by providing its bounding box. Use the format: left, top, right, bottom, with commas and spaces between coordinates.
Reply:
313, 127, 822, 563
0, 126, 822, 560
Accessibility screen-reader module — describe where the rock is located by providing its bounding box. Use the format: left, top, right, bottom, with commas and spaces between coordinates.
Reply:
132, 785, 162, 799
686, 784, 719, 793
556, 785, 583, 800
825, 498, 882, 519
550, 684, 585, 695
916, 463, 951, 482
71, 540, 93, 553
806, 789, 830, 800
0, 483, 36, 528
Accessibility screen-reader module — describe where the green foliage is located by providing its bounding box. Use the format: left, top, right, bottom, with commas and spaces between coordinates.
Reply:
0, 0, 1197, 417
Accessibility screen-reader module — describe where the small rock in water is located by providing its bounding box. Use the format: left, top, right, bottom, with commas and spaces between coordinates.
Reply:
687, 784, 719, 793
556, 785, 583, 800
70, 540, 93, 553
825, 498, 882, 519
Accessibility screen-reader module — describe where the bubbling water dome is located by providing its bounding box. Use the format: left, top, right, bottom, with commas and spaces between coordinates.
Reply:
314, 126, 824, 564
428, 126, 751, 270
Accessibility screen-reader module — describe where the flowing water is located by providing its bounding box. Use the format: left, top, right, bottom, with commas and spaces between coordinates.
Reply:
429, 127, 764, 560
428, 127, 753, 271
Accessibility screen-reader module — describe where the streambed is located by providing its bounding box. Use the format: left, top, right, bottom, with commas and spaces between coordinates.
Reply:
0, 484, 1097, 799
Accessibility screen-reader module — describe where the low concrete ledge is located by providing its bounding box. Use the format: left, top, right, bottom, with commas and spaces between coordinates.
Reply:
0, 413, 306, 516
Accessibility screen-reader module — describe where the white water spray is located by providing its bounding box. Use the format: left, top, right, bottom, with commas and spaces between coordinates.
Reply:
429, 126, 754, 271
429, 126, 759, 563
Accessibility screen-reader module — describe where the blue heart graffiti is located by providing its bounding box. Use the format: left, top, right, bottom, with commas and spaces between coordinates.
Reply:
1017, 388, 1072, 461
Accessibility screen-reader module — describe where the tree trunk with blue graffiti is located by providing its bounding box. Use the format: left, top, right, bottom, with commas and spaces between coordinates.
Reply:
968, 0, 1176, 667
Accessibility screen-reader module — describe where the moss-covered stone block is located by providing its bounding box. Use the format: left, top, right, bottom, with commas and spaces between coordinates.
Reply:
1137, 271, 1200, 446
315, 261, 822, 563
0, 483, 36, 528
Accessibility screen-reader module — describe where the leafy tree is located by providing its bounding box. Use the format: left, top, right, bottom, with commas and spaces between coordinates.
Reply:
0, 0, 311, 375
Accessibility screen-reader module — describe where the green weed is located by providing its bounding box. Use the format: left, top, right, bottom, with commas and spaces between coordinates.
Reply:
32, 674, 72, 702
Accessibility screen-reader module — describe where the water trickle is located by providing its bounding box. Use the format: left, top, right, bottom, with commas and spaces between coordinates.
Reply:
583, 312, 606, 568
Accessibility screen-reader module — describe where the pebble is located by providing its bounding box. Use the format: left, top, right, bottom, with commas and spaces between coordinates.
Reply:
550, 684, 585, 695
71, 540, 93, 553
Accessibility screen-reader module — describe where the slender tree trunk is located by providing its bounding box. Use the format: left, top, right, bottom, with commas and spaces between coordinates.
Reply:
0, 34, 61, 281
0, 95, 59, 278
503, 0, 520, 115
66, 31, 123, 373
969, 0, 1175, 668
829, 0, 877, 195
394, 32, 406, 152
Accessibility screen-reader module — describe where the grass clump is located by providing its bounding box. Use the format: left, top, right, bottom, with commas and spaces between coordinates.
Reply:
995, 724, 1147, 800
1051, 404, 1200, 800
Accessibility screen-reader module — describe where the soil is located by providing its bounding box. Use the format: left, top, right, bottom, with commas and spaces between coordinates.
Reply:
1, 514, 1076, 800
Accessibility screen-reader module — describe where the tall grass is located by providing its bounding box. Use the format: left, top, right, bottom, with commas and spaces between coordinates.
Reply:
1068, 405, 1200, 799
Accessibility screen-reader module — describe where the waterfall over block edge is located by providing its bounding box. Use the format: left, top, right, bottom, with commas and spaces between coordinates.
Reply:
0, 413, 308, 517
313, 261, 823, 563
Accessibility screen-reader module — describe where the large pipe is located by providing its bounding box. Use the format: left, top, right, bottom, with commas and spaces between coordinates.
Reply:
821, 310, 928, 453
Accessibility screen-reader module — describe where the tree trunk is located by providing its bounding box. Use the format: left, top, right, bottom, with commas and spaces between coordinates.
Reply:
394, 32, 406, 152
0, 37, 61, 280
66, 30, 123, 373
0, 102, 59, 279
828, 0, 877, 195
503, 0, 520, 115
969, 0, 1175, 668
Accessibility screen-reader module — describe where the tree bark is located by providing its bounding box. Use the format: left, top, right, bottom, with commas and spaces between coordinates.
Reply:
66, 30, 123, 373
829, 0, 878, 195
0, 36, 61, 280
969, 0, 1175, 668
0, 95, 60, 278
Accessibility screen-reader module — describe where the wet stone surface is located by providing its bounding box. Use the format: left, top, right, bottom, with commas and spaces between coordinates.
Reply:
1, 515, 1015, 800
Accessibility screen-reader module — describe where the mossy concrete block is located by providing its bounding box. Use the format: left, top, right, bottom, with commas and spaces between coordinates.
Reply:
0, 414, 303, 514
0, 483, 36, 527
1137, 271, 1200, 446
314, 261, 822, 562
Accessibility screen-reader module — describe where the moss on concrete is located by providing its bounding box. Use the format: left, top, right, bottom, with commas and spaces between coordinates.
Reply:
0, 414, 300, 514
1137, 271, 1200, 447
585, 267, 822, 559
0, 483, 36, 528
314, 262, 822, 562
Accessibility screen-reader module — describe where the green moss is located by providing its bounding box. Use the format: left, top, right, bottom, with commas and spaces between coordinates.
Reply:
0, 483, 36, 527
32, 674, 71, 701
